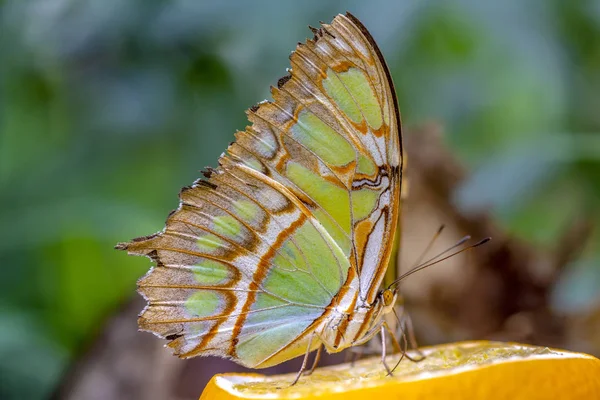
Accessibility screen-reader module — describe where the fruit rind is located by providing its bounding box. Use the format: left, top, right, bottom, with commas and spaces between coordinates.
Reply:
200, 341, 600, 400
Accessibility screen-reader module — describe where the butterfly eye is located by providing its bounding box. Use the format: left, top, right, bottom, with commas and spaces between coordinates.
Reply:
382, 289, 395, 306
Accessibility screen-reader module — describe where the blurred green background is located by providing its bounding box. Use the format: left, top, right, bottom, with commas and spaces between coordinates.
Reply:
1, 0, 599, 398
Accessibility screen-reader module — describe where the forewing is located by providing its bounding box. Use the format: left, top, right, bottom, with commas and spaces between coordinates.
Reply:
233, 13, 402, 303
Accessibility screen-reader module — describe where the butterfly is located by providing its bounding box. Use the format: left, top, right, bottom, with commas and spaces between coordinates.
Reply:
117, 12, 406, 380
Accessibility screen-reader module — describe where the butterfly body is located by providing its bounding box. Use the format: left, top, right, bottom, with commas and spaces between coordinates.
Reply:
318, 288, 397, 353
117, 12, 403, 371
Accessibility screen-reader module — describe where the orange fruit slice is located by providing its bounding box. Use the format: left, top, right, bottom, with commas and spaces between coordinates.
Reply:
200, 341, 600, 400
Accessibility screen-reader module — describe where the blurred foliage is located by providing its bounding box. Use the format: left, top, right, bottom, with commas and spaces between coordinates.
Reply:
0, 1, 599, 398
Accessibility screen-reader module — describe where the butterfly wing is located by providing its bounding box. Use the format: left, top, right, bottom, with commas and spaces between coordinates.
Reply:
120, 164, 349, 367
117, 12, 402, 367
233, 12, 402, 304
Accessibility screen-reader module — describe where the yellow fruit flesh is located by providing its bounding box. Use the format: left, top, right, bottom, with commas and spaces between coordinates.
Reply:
200, 341, 600, 400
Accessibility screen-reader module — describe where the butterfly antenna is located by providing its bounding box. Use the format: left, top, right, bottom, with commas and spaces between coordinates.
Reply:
388, 237, 491, 290
410, 224, 446, 272
388, 233, 471, 289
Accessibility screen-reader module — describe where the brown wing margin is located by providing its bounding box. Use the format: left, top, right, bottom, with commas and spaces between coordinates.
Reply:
344, 12, 404, 288
344, 11, 403, 174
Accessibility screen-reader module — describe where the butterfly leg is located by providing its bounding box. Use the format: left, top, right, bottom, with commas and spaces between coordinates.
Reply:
391, 307, 426, 362
346, 345, 364, 367
290, 334, 315, 386
383, 320, 402, 354
390, 327, 408, 373
303, 344, 322, 376
403, 313, 426, 362
351, 347, 363, 366
380, 325, 393, 376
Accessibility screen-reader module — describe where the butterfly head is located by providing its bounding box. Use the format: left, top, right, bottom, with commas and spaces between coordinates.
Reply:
379, 288, 400, 315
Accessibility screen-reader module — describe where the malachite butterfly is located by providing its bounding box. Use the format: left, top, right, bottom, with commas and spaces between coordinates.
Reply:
117, 12, 406, 376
